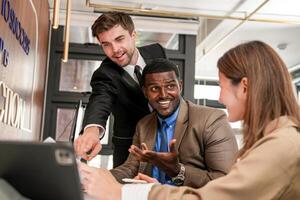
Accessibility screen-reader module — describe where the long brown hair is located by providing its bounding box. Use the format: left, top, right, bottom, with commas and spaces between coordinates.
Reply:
217, 41, 300, 156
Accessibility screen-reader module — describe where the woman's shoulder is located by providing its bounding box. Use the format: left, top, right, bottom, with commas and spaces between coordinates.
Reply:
244, 126, 300, 173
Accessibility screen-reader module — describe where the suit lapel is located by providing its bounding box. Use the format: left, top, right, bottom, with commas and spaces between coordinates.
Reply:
139, 46, 154, 65
173, 100, 189, 152
120, 69, 141, 92
119, 46, 153, 95
141, 112, 158, 175
119, 46, 155, 91
143, 114, 158, 150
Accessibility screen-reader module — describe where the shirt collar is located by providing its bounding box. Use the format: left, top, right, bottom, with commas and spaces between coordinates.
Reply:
136, 49, 146, 68
123, 49, 146, 70
157, 106, 180, 127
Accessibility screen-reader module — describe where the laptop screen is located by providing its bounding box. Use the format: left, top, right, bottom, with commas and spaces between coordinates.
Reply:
0, 141, 84, 200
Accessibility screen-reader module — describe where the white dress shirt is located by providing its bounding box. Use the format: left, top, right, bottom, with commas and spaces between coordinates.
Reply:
123, 50, 146, 84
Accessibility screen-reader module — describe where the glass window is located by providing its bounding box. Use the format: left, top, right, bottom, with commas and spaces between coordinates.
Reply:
69, 26, 98, 44
59, 59, 101, 92
136, 31, 179, 50
68, 25, 179, 50
194, 84, 220, 100
87, 155, 113, 169
56, 106, 111, 144
56, 107, 113, 168
194, 83, 243, 149
56, 108, 76, 141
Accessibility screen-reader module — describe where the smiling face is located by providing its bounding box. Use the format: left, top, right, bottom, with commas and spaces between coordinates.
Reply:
97, 25, 138, 67
218, 71, 247, 122
143, 71, 182, 118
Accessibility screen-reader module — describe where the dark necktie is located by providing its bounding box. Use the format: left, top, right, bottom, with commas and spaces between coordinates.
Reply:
158, 121, 168, 183
159, 121, 168, 152
134, 65, 142, 85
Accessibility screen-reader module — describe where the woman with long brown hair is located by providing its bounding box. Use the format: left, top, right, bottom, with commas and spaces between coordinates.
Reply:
218, 40, 300, 157
80, 41, 300, 200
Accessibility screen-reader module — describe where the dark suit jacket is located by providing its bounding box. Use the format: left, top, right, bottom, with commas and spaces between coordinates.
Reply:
82, 43, 166, 166
110, 100, 238, 188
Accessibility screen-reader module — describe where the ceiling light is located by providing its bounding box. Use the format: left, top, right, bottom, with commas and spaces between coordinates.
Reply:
277, 43, 288, 50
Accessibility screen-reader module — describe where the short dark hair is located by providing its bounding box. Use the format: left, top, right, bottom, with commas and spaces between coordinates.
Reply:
91, 12, 135, 39
141, 58, 180, 86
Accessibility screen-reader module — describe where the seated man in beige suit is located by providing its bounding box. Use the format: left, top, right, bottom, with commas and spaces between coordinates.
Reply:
81, 58, 237, 189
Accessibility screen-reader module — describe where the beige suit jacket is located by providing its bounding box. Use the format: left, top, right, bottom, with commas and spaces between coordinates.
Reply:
111, 100, 238, 187
149, 116, 300, 200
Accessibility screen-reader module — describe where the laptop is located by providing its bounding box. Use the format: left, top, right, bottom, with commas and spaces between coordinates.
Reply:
0, 141, 85, 200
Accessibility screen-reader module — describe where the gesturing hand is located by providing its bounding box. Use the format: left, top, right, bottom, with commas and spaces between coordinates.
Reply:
74, 126, 102, 160
129, 139, 181, 177
134, 173, 159, 183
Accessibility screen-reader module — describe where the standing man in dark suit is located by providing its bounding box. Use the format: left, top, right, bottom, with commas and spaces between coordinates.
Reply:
74, 12, 166, 167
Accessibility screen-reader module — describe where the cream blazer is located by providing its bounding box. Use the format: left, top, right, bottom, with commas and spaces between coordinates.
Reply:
149, 116, 300, 200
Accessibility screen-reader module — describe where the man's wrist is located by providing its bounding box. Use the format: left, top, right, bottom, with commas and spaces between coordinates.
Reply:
169, 162, 181, 177
84, 125, 105, 139
86, 126, 100, 136
171, 163, 185, 186
175, 163, 181, 176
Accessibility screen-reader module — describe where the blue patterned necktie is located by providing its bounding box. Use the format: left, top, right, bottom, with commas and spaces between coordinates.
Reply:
158, 120, 168, 183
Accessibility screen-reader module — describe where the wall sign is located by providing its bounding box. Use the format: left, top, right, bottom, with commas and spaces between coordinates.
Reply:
0, 0, 38, 136
0, 81, 26, 129
0, 36, 9, 66
1, 0, 31, 55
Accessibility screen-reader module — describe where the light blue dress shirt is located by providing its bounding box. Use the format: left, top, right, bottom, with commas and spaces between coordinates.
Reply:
152, 106, 179, 184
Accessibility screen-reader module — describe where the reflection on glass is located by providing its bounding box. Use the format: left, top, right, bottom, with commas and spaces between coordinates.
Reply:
68, 26, 98, 44
87, 155, 113, 169
194, 84, 220, 100
136, 31, 179, 50
68, 25, 179, 50
56, 106, 111, 144
56, 108, 76, 141
59, 59, 101, 92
